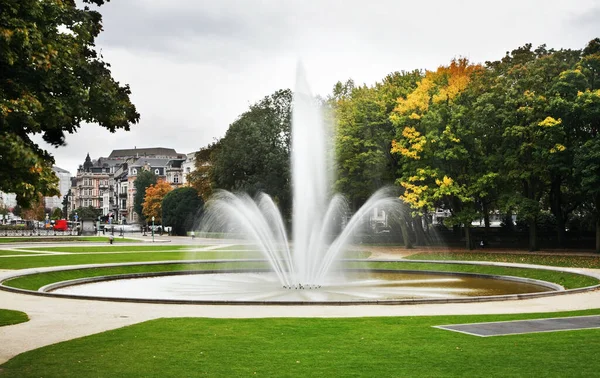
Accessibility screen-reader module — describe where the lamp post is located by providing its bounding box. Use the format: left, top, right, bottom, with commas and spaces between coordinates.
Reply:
151, 216, 155, 243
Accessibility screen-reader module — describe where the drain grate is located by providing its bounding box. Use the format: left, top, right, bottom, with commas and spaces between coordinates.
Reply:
434, 315, 600, 337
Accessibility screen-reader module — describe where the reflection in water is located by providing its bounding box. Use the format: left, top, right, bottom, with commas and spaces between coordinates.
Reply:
53, 271, 553, 302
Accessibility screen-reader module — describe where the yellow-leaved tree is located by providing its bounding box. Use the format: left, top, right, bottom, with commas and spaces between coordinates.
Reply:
390, 58, 490, 249
142, 180, 173, 224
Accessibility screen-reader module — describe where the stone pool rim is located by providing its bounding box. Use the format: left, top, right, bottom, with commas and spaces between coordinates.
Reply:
1, 259, 598, 306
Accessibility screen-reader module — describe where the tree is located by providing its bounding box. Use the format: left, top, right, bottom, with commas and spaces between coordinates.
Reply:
0, 0, 139, 208
62, 189, 71, 219
162, 187, 204, 236
210, 89, 292, 217
332, 71, 422, 210
142, 180, 172, 224
188, 141, 221, 201
133, 170, 157, 224
71, 205, 101, 220
574, 138, 600, 253
51, 207, 62, 220
391, 59, 490, 249
21, 194, 45, 220
572, 38, 600, 252
483, 44, 582, 250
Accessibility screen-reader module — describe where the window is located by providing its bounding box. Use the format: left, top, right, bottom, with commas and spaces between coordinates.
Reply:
155, 169, 160, 175
186, 167, 191, 173
132, 168, 137, 175
174, 175, 179, 184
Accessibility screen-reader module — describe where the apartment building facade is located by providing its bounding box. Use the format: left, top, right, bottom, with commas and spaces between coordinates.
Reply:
71, 147, 190, 224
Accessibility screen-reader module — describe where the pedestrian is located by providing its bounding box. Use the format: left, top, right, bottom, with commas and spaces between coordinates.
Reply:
191, 230, 195, 239
109, 234, 114, 244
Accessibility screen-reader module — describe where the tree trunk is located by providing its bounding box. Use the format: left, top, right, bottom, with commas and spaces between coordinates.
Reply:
556, 212, 566, 248
483, 202, 491, 241
550, 177, 566, 248
529, 220, 539, 251
413, 215, 426, 246
465, 224, 473, 250
400, 217, 413, 249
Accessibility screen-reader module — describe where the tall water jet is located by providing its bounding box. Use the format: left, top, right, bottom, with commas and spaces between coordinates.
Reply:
200, 65, 400, 289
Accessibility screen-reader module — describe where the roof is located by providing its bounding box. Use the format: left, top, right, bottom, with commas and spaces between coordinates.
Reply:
108, 147, 182, 159
129, 158, 172, 168
52, 166, 70, 174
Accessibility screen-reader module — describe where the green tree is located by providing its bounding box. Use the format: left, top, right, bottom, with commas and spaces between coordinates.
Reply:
211, 89, 292, 217
50, 207, 62, 220
0, 0, 139, 208
161, 187, 204, 236
332, 71, 421, 210
575, 138, 600, 252
485, 44, 582, 250
70, 206, 100, 220
572, 38, 600, 252
133, 170, 157, 224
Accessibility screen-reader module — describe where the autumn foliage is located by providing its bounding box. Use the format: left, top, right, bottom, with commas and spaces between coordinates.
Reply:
142, 180, 173, 223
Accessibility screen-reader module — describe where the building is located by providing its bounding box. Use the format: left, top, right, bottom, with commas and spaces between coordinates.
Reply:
44, 166, 71, 211
181, 152, 196, 185
0, 192, 17, 210
70, 153, 118, 219
123, 154, 186, 223
71, 147, 187, 224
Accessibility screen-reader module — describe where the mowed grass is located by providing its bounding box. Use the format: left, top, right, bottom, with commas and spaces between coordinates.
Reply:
0, 236, 139, 243
0, 250, 44, 256
0, 309, 28, 327
20, 245, 194, 253
0, 250, 265, 270
3, 310, 600, 377
409, 252, 600, 269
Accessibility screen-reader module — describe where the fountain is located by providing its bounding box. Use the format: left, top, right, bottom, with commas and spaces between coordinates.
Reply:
199, 65, 400, 290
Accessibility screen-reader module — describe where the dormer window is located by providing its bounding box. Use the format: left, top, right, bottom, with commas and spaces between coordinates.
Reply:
155, 169, 160, 175
132, 168, 137, 175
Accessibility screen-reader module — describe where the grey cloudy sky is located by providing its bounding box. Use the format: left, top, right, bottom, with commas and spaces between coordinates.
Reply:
34, 0, 600, 175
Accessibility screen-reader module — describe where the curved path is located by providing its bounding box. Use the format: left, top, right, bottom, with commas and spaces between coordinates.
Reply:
0, 238, 599, 364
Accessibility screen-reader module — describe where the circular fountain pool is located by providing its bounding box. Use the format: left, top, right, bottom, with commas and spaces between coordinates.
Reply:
47, 270, 558, 304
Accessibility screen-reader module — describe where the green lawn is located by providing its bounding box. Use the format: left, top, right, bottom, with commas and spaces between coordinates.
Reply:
20, 245, 194, 253
0, 250, 44, 256
3, 310, 600, 377
0, 309, 28, 327
362, 261, 599, 289
0, 250, 264, 270
409, 252, 600, 269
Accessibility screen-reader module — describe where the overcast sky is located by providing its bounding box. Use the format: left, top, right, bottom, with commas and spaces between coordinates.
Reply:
34, 0, 600, 175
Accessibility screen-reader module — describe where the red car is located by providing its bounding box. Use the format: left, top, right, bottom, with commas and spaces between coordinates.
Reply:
53, 219, 68, 231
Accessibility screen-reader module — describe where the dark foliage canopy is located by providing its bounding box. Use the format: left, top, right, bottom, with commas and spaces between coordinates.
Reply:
161, 187, 204, 236
0, 0, 139, 208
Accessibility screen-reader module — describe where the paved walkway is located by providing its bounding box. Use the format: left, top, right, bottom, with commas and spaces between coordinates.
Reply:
0, 239, 599, 364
